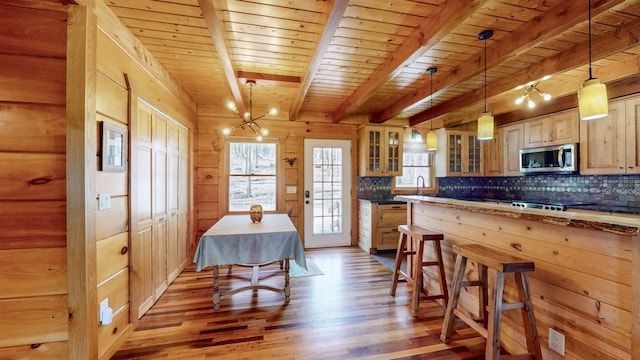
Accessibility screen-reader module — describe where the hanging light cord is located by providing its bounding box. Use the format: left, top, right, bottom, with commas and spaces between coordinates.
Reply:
588, 0, 594, 80
430, 72, 434, 130
483, 37, 488, 113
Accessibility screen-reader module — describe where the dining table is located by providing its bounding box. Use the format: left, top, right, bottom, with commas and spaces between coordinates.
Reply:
193, 213, 307, 310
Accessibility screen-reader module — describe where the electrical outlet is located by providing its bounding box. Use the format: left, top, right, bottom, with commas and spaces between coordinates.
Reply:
549, 328, 565, 355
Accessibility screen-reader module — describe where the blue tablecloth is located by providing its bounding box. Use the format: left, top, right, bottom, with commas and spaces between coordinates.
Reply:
193, 214, 307, 272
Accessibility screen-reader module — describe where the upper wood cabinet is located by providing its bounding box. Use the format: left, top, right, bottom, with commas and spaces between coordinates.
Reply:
580, 96, 640, 175
502, 122, 524, 176
523, 110, 579, 148
359, 126, 403, 176
482, 128, 502, 176
435, 129, 481, 177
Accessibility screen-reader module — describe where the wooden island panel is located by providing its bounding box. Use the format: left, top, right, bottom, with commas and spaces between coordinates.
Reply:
396, 195, 639, 360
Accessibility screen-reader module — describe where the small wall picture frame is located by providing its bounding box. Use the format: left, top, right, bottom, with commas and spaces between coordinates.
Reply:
100, 121, 127, 172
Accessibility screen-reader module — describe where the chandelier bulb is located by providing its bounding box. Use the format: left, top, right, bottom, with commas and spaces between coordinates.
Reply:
268, 108, 277, 116
256, 134, 264, 142
222, 128, 231, 136
527, 99, 536, 109
515, 95, 526, 105
261, 128, 269, 136
542, 92, 552, 101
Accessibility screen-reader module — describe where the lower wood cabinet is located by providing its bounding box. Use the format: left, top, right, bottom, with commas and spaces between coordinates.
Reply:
358, 201, 407, 254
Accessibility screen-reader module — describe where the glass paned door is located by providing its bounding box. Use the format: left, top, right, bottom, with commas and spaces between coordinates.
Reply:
304, 139, 351, 248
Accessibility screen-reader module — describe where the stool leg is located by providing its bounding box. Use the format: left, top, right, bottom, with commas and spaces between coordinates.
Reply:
515, 272, 543, 360
440, 254, 467, 343
389, 233, 407, 296
486, 270, 504, 360
433, 240, 448, 304
411, 238, 425, 317
479, 264, 489, 328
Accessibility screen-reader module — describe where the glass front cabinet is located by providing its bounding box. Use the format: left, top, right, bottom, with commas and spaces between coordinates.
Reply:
358, 126, 403, 176
435, 128, 482, 177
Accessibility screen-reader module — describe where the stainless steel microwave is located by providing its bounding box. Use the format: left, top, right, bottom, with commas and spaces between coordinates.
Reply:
519, 143, 577, 174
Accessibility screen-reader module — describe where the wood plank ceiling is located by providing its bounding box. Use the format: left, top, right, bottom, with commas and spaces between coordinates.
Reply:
106, 0, 640, 129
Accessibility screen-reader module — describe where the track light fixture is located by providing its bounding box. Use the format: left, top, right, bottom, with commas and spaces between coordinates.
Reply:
477, 29, 494, 140
578, 0, 608, 120
425, 67, 438, 151
222, 80, 276, 141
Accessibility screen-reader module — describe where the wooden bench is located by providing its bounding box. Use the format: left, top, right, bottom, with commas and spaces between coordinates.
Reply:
389, 224, 448, 317
440, 243, 542, 360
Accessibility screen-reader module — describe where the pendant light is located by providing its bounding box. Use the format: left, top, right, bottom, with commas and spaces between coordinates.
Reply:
477, 29, 494, 140
425, 67, 438, 150
578, 0, 608, 120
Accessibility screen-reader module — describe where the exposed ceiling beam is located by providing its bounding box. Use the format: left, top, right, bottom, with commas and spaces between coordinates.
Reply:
331, 0, 483, 123
385, 0, 623, 125
289, 0, 349, 121
410, 0, 637, 127
199, 0, 245, 115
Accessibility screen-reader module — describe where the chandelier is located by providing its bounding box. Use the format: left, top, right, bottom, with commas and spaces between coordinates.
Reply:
515, 76, 552, 109
222, 80, 276, 141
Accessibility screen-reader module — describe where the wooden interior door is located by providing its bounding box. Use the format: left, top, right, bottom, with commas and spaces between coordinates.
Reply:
152, 113, 168, 299
131, 100, 155, 319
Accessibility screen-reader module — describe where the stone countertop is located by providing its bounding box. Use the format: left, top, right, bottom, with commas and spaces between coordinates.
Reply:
394, 195, 640, 236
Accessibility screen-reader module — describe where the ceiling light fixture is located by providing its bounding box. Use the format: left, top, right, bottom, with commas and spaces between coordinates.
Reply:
477, 29, 494, 140
577, 0, 608, 120
425, 66, 438, 151
222, 80, 276, 141
515, 76, 552, 109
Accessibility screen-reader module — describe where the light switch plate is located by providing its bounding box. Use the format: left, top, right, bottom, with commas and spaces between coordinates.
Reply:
98, 193, 111, 210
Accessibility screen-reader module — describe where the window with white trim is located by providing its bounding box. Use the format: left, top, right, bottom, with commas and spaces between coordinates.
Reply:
227, 140, 277, 212
394, 142, 436, 193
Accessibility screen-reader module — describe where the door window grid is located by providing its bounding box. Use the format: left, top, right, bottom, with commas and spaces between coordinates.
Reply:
312, 147, 343, 234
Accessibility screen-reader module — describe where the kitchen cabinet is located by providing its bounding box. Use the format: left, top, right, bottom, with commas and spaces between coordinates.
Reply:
435, 129, 481, 177
502, 122, 524, 176
482, 128, 502, 176
358, 201, 406, 254
523, 110, 579, 148
359, 126, 403, 176
580, 96, 640, 175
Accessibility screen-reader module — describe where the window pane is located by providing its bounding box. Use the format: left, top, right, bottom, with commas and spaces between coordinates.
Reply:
396, 151, 434, 188
229, 142, 276, 175
228, 175, 276, 211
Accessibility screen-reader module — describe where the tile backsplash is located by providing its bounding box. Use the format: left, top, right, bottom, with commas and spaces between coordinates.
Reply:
438, 174, 640, 206
357, 177, 392, 200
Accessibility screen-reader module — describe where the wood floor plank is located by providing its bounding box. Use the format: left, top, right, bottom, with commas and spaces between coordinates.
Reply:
111, 247, 484, 359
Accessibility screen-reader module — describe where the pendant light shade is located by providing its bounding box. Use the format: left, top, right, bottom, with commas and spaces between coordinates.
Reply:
578, 78, 608, 120
477, 112, 494, 140
425, 66, 438, 150
578, 0, 608, 121
477, 30, 494, 140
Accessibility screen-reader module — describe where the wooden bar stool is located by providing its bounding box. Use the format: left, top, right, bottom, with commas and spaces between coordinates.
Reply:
389, 224, 448, 317
440, 243, 542, 360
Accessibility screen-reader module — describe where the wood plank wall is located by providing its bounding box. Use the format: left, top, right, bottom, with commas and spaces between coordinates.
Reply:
0, 1, 70, 358
0, 1, 198, 358
195, 107, 362, 247
93, 7, 197, 359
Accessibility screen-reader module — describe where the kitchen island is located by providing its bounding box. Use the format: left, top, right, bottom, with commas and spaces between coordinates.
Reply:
394, 195, 640, 360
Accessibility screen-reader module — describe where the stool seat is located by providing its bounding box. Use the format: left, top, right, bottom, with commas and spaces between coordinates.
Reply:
389, 224, 447, 317
441, 243, 542, 360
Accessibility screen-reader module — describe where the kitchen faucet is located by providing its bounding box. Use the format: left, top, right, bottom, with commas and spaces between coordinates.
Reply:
416, 175, 425, 195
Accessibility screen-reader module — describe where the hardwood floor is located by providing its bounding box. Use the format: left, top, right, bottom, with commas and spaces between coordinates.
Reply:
112, 247, 485, 359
